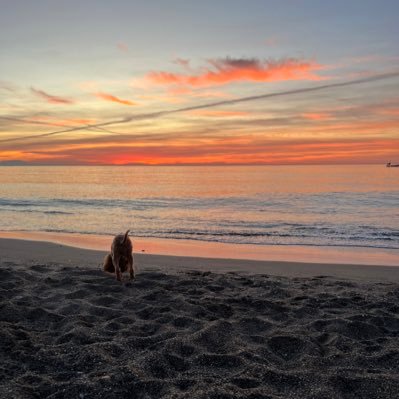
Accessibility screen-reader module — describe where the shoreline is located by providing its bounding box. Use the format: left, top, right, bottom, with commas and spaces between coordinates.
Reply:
1, 237, 399, 282
0, 230, 398, 268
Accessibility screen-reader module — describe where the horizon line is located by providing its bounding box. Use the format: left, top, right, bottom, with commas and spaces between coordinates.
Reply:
0, 160, 390, 167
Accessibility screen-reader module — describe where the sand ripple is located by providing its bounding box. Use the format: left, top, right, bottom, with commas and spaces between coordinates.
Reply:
1, 263, 399, 398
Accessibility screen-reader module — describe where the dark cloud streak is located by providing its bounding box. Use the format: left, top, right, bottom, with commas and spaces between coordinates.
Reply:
31, 87, 74, 105
209, 57, 261, 69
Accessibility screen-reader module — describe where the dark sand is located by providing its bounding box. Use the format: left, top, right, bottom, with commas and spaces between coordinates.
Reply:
1, 238, 399, 398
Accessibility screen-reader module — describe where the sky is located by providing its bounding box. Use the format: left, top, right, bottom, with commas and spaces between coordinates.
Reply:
1, 0, 399, 165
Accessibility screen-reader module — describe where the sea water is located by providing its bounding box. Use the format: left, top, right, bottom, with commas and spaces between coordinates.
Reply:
0, 165, 398, 250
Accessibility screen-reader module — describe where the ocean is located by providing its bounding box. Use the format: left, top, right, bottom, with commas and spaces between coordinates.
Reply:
0, 165, 398, 251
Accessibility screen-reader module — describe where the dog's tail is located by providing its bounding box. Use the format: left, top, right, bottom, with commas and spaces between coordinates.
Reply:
122, 229, 130, 244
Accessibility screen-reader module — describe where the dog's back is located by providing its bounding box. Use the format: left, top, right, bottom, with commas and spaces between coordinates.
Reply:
112, 230, 132, 256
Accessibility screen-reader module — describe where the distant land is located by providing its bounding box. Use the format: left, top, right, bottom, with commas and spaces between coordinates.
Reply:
0, 160, 31, 166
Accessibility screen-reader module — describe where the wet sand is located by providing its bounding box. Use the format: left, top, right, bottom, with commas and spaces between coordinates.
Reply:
1, 238, 399, 398
1, 230, 399, 267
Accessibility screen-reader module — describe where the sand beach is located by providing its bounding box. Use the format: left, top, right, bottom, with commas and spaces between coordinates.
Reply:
1, 238, 399, 398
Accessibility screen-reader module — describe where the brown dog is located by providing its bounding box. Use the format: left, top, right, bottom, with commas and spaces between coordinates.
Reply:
103, 230, 134, 281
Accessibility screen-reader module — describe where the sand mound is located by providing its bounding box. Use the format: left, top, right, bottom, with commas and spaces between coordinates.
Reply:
1, 262, 399, 398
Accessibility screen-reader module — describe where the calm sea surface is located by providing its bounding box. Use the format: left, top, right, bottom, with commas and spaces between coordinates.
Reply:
0, 165, 398, 250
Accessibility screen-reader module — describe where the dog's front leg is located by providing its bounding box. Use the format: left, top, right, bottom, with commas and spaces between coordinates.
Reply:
128, 253, 134, 280
112, 255, 122, 281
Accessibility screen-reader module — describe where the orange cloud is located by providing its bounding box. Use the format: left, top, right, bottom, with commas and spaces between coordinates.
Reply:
147, 57, 325, 87
302, 112, 332, 121
31, 87, 74, 105
94, 92, 137, 106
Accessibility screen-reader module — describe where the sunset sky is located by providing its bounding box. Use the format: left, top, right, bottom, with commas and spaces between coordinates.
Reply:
1, 0, 399, 165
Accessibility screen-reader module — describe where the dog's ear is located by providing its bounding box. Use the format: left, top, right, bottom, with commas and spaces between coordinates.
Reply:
122, 230, 130, 243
